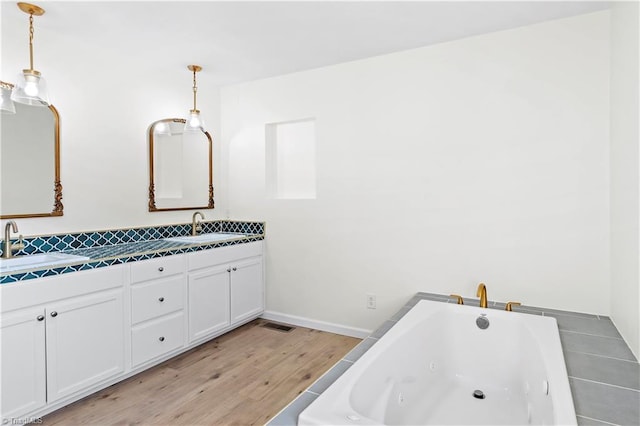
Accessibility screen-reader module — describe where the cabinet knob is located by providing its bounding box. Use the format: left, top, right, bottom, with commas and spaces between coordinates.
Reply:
158, 297, 165, 302
232, 267, 237, 271
226, 268, 231, 273
50, 311, 58, 317
36, 315, 44, 321
158, 267, 164, 272
159, 336, 165, 342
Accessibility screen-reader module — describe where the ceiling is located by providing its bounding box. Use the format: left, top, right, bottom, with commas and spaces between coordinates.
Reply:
1, 1, 610, 87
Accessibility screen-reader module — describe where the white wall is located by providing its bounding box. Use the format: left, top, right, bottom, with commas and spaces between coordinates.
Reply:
221, 12, 611, 332
0, 8, 225, 236
610, 2, 639, 358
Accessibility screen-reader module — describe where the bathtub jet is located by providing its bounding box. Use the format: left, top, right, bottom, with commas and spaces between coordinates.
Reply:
298, 299, 576, 425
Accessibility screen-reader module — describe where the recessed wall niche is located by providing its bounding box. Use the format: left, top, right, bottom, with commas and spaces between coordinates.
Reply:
265, 118, 317, 200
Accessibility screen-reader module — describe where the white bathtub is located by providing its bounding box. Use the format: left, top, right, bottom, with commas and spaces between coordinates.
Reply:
298, 299, 576, 425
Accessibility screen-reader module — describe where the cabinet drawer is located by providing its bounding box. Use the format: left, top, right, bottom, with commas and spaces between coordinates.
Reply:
131, 312, 184, 367
130, 255, 185, 284
188, 241, 263, 271
131, 276, 184, 324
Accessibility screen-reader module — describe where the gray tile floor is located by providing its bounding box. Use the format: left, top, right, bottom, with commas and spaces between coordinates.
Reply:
268, 292, 640, 426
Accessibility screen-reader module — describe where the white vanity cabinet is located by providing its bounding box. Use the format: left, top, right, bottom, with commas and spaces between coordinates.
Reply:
187, 241, 264, 343
0, 265, 125, 418
129, 255, 186, 367
0, 239, 264, 422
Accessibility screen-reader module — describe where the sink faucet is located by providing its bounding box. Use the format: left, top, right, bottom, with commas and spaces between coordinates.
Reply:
3, 221, 24, 259
476, 283, 488, 308
191, 211, 204, 236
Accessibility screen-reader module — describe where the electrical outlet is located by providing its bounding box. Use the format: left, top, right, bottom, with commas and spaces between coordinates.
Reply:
366, 293, 376, 309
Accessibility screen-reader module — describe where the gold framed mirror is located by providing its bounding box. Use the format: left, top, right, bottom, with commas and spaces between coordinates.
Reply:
148, 118, 214, 212
0, 103, 63, 218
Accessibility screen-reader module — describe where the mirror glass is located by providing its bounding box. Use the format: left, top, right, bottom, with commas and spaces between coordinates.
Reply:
0, 103, 63, 218
148, 118, 214, 211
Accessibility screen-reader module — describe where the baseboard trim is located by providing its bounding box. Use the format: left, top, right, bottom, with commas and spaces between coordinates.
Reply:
261, 311, 371, 339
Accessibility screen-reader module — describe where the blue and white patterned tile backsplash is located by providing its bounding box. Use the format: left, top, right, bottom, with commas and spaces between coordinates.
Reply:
0, 220, 265, 284
2, 220, 264, 257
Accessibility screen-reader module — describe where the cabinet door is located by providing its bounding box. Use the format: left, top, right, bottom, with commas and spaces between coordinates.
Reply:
46, 288, 125, 402
188, 264, 230, 343
230, 256, 264, 325
0, 307, 46, 419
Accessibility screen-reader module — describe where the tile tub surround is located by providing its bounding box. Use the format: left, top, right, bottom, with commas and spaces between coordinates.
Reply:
269, 293, 639, 426
0, 220, 265, 284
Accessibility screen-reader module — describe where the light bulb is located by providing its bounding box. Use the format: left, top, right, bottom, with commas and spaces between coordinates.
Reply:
24, 82, 39, 97
184, 110, 205, 133
24, 73, 40, 96
188, 113, 201, 128
12, 70, 49, 106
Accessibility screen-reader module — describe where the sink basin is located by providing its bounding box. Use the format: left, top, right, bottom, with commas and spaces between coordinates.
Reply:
0, 253, 90, 274
164, 233, 246, 244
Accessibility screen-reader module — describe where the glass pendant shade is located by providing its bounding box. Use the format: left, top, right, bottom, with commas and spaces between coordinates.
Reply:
0, 83, 16, 114
184, 110, 205, 133
11, 70, 49, 106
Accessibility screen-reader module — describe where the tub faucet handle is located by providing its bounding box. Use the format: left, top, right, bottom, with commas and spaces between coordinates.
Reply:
449, 294, 464, 305
505, 302, 521, 312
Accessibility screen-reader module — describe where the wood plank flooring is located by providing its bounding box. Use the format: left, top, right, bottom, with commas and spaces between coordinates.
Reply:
42, 319, 360, 426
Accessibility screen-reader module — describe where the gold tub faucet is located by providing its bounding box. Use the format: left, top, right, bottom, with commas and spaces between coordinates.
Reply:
476, 283, 488, 308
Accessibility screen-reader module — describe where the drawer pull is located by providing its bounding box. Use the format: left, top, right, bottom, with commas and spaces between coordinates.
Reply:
158, 297, 165, 302
50, 311, 58, 317
158, 267, 164, 272
159, 336, 165, 342
36, 315, 44, 321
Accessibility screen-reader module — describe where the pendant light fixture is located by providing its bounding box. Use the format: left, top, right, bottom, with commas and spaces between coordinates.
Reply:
11, 2, 50, 106
184, 65, 206, 133
0, 81, 16, 114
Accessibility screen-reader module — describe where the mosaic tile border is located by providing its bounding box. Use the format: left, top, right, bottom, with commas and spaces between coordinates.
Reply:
0, 221, 264, 284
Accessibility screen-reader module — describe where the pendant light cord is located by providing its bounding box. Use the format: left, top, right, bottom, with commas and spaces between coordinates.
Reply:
192, 68, 198, 112
28, 12, 35, 71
